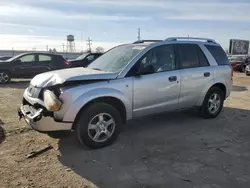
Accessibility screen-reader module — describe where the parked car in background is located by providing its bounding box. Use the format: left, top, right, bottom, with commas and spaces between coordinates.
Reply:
19, 37, 232, 149
0, 56, 12, 61
69, 52, 102, 68
245, 57, 250, 75
230, 56, 250, 72
0, 52, 70, 84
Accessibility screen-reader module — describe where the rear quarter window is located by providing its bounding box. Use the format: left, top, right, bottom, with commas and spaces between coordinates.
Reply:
205, 45, 229, 65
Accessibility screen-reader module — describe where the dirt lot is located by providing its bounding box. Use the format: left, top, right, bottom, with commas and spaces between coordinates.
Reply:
1, 73, 250, 188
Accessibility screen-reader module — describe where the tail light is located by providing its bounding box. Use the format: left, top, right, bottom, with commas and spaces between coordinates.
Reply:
64, 60, 70, 65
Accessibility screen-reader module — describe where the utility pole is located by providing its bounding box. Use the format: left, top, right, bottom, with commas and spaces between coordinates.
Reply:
46, 45, 48, 51
138, 28, 141, 41
86, 37, 92, 52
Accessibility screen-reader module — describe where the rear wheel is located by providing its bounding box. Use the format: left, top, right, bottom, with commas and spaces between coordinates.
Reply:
76, 103, 122, 149
0, 71, 11, 84
200, 87, 224, 119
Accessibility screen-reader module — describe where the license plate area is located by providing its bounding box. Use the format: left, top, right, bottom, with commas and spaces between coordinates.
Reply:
19, 104, 43, 122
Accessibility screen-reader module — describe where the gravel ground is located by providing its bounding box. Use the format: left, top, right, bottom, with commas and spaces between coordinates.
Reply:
1, 73, 250, 188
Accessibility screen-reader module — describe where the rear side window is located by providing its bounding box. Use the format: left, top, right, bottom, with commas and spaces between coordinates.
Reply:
205, 45, 229, 65
39, 55, 52, 62
198, 47, 209, 66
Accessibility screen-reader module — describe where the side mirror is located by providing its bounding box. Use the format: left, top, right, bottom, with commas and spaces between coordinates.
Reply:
137, 65, 155, 75
14, 59, 21, 64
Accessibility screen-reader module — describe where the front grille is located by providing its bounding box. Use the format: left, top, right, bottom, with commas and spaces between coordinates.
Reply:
27, 84, 41, 98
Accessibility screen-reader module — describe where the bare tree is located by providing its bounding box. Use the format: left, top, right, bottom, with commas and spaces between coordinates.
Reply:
95, 46, 104, 53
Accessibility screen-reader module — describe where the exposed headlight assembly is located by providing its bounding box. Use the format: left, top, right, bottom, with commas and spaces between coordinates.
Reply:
43, 90, 62, 111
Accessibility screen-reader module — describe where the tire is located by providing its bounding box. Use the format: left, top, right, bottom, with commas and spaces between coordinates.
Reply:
200, 87, 224, 119
0, 71, 11, 84
0, 125, 5, 144
76, 103, 122, 149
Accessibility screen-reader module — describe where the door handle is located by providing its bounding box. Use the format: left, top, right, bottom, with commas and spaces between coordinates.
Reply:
169, 76, 177, 82
204, 72, 210, 77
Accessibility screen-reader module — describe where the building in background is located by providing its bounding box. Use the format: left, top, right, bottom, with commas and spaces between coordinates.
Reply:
229, 39, 249, 55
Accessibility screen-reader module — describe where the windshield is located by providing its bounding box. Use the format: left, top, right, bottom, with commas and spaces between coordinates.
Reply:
76, 54, 88, 60
87, 45, 146, 72
7, 54, 24, 61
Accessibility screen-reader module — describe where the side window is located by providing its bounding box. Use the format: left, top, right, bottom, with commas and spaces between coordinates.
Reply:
177, 44, 199, 69
39, 55, 52, 62
205, 45, 229, 65
198, 47, 209, 66
138, 45, 176, 74
94, 54, 101, 59
86, 55, 95, 62
19, 55, 35, 63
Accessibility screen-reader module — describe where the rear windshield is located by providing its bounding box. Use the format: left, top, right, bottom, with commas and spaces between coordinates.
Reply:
205, 45, 229, 65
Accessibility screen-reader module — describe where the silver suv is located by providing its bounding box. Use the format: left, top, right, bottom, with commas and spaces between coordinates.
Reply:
19, 37, 232, 149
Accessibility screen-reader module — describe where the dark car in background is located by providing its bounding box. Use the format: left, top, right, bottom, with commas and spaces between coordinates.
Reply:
69, 52, 102, 68
0, 52, 70, 84
0, 56, 12, 61
230, 56, 250, 72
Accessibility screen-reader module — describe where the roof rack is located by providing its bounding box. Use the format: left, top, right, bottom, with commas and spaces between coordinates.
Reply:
165, 37, 216, 43
133, 40, 163, 44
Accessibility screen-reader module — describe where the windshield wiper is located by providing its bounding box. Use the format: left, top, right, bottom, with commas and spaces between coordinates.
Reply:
92, 68, 103, 71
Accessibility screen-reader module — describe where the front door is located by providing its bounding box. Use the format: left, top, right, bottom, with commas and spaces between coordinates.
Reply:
13, 54, 37, 78
176, 43, 214, 108
131, 44, 181, 117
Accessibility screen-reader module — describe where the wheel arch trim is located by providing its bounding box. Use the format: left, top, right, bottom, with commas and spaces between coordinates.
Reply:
62, 88, 132, 123
197, 78, 227, 106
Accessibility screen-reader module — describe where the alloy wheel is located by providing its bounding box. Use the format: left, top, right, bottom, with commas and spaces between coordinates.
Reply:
0, 72, 9, 83
208, 93, 221, 114
87, 113, 116, 143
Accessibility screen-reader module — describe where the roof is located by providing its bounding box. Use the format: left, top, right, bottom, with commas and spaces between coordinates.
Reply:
18, 52, 61, 56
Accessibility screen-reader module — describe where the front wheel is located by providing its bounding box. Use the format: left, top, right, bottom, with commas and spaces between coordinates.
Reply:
76, 103, 122, 149
200, 87, 224, 119
0, 71, 11, 84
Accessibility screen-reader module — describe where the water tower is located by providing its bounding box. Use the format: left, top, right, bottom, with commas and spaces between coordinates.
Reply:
66, 35, 75, 52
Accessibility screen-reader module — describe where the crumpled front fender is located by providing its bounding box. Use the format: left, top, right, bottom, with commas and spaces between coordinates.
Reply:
62, 88, 132, 123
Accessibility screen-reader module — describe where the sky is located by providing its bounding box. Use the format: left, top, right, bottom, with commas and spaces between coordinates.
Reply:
0, 0, 250, 52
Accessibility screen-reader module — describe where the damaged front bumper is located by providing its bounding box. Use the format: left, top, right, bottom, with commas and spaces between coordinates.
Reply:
19, 104, 72, 132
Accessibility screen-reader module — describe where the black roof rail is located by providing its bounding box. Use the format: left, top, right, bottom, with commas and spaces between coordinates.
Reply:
133, 40, 163, 44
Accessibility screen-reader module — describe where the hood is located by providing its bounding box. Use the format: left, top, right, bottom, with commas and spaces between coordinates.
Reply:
0, 60, 9, 64
30, 67, 118, 87
0, 61, 11, 66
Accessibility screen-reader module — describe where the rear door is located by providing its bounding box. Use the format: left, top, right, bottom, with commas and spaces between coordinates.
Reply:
177, 43, 214, 108
34, 54, 53, 74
